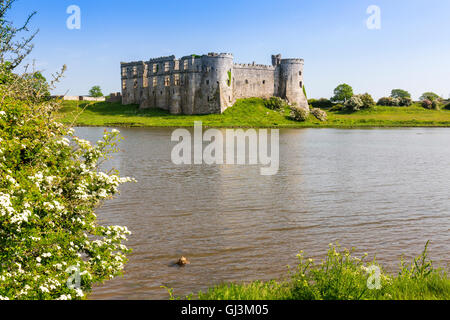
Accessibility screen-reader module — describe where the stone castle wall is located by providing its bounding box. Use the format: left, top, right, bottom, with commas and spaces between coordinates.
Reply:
120, 53, 308, 115
232, 64, 278, 100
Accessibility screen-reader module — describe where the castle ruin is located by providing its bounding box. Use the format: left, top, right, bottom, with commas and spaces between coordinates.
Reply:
121, 53, 308, 114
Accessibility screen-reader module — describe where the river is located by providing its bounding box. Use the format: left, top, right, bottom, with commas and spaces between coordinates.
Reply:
74, 127, 450, 300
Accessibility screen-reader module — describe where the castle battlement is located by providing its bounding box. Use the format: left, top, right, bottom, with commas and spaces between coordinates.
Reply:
281, 58, 304, 64
206, 52, 233, 57
120, 53, 308, 115
148, 55, 176, 62
233, 63, 276, 70
120, 61, 145, 66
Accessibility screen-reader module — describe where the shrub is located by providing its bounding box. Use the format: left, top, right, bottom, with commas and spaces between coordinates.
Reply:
399, 97, 413, 106
344, 96, 364, 111
309, 98, 333, 109
311, 108, 327, 122
431, 100, 441, 110
391, 97, 401, 106
377, 97, 391, 106
345, 94, 375, 111
264, 96, 288, 110
422, 99, 432, 109
329, 104, 345, 112
290, 104, 309, 121
377, 97, 406, 106
0, 66, 134, 300
359, 93, 375, 109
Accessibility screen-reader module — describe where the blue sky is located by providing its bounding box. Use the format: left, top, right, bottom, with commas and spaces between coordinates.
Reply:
9, 0, 450, 100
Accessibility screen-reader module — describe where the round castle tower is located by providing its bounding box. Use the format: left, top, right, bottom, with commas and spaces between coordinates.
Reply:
203, 53, 234, 113
280, 58, 308, 111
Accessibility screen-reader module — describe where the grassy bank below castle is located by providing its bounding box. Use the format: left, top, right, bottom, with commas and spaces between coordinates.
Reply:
57, 98, 450, 128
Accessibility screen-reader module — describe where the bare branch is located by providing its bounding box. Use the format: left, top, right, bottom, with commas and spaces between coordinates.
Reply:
0, 0, 38, 70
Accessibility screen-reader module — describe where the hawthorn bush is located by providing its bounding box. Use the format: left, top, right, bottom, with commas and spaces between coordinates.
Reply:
344, 96, 364, 111
399, 97, 413, 106
0, 66, 134, 300
431, 100, 442, 110
290, 104, 309, 122
358, 93, 376, 109
377, 97, 392, 106
311, 108, 327, 122
421, 99, 432, 109
377, 97, 412, 107
264, 97, 289, 110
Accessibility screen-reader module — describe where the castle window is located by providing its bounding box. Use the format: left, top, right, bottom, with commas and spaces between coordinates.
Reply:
245, 79, 249, 84
153, 64, 157, 73
164, 76, 170, 86
174, 74, 180, 86
206, 80, 209, 85
122, 68, 126, 77
263, 80, 266, 84
133, 80, 137, 89
174, 60, 180, 70
184, 60, 188, 70
299, 71, 302, 76
299, 81, 303, 88
164, 62, 170, 72
122, 80, 126, 89
152, 77, 157, 87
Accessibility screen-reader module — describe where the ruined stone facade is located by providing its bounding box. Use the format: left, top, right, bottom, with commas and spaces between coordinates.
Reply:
121, 53, 308, 114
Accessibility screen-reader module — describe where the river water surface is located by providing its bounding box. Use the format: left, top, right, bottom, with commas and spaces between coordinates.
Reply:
74, 127, 450, 300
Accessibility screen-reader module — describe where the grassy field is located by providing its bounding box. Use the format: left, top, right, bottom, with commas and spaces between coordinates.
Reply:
168, 243, 450, 300
57, 98, 450, 128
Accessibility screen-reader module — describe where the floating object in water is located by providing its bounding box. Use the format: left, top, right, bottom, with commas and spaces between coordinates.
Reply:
176, 256, 190, 266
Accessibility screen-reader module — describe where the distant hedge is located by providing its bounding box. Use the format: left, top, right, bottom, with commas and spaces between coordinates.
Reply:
308, 98, 333, 109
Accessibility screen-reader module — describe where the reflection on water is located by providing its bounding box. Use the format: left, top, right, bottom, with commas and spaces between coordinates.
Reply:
74, 127, 450, 300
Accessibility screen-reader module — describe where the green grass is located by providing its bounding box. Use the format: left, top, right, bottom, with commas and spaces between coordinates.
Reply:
57, 98, 450, 128
173, 242, 450, 300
